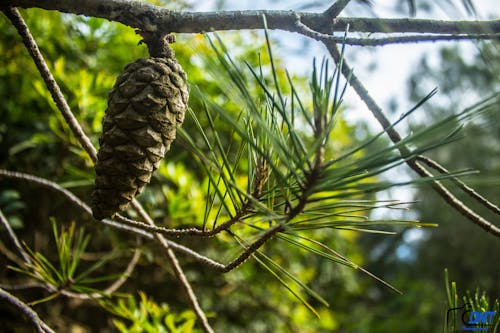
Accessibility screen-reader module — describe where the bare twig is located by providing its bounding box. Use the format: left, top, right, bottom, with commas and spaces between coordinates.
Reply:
294, 16, 499, 45
0, 287, 56, 333
2, 0, 499, 38
0, 168, 251, 272
3, 7, 98, 162
416, 155, 500, 216
0, 282, 47, 290
325, 42, 500, 238
0, 169, 153, 239
0, 209, 31, 264
130, 200, 215, 333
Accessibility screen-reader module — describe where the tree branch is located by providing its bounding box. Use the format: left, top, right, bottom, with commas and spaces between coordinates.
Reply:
0, 168, 235, 275
0, 169, 153, 239
0, 168, 264, 274
0, 209, 32, 265
294, 15, 500, 45
3, 0, 499, 38
325, 42, 500, 238
416, 156, 500, 216
0, 287, 56, 333
130, 200, 215, 333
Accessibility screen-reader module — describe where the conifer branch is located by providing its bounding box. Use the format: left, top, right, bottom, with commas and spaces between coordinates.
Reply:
416, 155, 500, 216
1, 205, 142, 300
325, 42, 500, 238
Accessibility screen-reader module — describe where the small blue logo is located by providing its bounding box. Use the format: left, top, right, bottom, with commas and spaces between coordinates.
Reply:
447, 303, 498, 332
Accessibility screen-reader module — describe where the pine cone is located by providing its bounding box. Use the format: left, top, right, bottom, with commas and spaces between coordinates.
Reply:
92, 39, 188, 220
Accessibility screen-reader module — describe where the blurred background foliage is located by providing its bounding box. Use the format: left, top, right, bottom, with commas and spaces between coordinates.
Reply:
0, 0, 498, 332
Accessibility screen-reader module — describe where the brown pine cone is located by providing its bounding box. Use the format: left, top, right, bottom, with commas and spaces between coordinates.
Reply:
92, 38, 188, 220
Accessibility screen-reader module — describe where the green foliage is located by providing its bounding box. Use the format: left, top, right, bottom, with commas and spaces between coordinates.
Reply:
101, 292, 201, 333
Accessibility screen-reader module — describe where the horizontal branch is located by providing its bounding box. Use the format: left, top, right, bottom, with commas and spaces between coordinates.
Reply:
3, 0, 499, 38
294, 14, 500, 45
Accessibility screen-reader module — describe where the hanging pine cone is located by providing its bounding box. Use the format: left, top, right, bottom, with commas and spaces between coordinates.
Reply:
92, 33, 188, 220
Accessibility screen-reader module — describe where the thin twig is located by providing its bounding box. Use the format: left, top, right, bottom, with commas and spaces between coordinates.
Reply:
416, 155, 500, 216
325, 42, 500, 238
130, 200, 215, 333
0, 209, 31, 264
0, 282, 47, 290
0, 287, 56, 333
102, 245, 141, 295
0, 169, 237, 271
0, 169, 153, 239
3, 7, 98, 162
114, 210, 245, 237
295, 16, 500, 45
223, 225, 283, 272
0, 167, 288, 274
0, 166, 243, 239
165, 240, 225, 270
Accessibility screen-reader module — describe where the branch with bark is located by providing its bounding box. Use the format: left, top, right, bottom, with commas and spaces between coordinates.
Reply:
3, 0, 500, 45
0, 287, 56, 333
